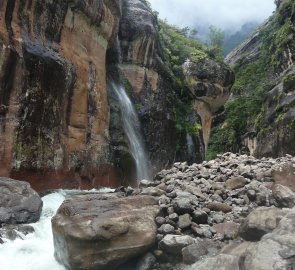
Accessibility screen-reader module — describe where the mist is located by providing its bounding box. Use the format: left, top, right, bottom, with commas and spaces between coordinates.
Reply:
148, 0, 276, 33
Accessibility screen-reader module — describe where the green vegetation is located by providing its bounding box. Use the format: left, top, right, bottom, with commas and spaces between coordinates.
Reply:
207, 0, 295, 159
205, 26, 225, 62
158, 19, 205, 82
283, 72, 295, 92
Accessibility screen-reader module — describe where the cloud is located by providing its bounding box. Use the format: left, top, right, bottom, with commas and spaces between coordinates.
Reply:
148, 0, 276, 32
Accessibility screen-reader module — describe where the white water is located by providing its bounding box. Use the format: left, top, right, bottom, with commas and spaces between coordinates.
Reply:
0, 188, 114, 270
0, 191, 66, 270
186, 133, 195, 160
110, 81, 150, 181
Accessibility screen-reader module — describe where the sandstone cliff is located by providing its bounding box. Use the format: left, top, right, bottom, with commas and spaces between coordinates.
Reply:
0, 0, 122, 190
0, 0, 234, 190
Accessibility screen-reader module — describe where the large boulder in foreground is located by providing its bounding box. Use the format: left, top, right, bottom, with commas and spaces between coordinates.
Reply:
52, 194, 159, 270
0, 178, 43, 224
239, 207, 290, 241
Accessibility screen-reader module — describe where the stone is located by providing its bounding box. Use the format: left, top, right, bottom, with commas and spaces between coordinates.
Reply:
247, 189, 256, 201
178, 214, 192, 229
241, 208, 295, 269
169, 213, 179, 222
156, 217, 166, 226
173, 198, 193, 214
141, 187, 166, 197
206, 202, 232, 213
0, 178, 43, 224
158, 224, 175, 234
213, 222, 239, 240
166, 185, 175, 193
272, 163, 295, 191
211, 213, 225, 224
239, 207, 290, 241
220, 241, 256, 257
137, 253, 156, 270
272, 184, 295, 208
191, 210, 208, 224
159, 235, 195, 255
52, 195, 159, 270
182, 240, 209, 265
225, 176, 247, 190
184, 254, 239, 270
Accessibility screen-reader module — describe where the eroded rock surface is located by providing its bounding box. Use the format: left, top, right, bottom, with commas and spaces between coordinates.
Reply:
0, 177, 42, 224
0, 0, 122, 190
52, 194, 159, 270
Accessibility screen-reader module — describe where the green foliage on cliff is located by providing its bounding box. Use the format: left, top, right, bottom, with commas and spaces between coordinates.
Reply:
207, 0, 295, 159
158, 20, 205, 81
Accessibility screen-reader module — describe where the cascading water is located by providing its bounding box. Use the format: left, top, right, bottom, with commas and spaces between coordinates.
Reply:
109, 80, 150, 181
0, 191, 66, 270
0, 188, 114, 270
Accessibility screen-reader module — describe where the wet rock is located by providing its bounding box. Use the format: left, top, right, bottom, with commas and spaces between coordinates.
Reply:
52, 195, 158, 270
0, 178, 43, 224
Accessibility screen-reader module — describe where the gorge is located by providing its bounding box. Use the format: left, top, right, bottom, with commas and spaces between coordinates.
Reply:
0, 0, 295, 270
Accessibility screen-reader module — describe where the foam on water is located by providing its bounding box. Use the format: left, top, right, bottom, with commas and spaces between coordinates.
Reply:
0, 188, 115, 270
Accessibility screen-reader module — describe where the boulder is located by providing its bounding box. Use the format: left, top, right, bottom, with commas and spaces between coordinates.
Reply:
0, 178, 43, 224
182, 239, 220, 265
159, 235, 195, 256
184, 254, 239, 270
239, 207, 290, 241
52, 194, 159, 270
272, 184, 295, 208
213, 222, 239, 240
242, 207, 295, 269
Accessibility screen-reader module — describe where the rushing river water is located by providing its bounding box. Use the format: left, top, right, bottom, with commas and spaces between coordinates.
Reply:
0, 189, 114, 270
110, 81, 150, 181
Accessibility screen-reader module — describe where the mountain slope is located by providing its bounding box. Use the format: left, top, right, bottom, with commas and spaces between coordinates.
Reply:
208, 0, 295, 158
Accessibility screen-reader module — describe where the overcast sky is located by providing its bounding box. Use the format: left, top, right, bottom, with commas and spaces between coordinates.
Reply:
148, 0, 276, 32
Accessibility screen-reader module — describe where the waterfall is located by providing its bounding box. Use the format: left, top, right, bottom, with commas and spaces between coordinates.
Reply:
186, 133, 196, 164
109, 81, 150, 181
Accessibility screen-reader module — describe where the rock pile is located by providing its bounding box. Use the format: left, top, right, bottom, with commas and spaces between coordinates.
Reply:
135, 153, 295, 269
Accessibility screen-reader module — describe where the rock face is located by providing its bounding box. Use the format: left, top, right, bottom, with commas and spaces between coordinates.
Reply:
51, 194, 159, 270
183, 58, 234, 151
218, 0, 295, 158
0, 177, 42, 224
0, 0, 234, 188
0, 0, 122, 190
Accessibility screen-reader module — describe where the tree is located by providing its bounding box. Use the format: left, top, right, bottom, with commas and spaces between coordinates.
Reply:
206, 25, 225, 61
207, 25, 225, 48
